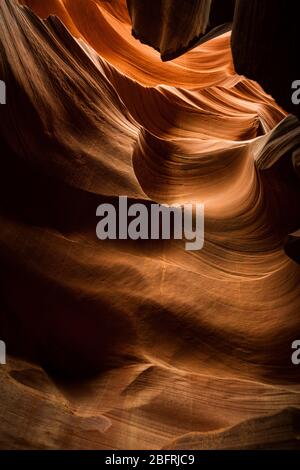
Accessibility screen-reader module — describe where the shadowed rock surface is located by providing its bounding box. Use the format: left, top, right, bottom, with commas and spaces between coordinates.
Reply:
127, 0, 235, 61
231, 0, 300, 118
0, 0, 300, 449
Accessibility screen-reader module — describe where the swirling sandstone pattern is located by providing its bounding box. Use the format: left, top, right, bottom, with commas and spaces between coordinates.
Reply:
0, 0, 300, 449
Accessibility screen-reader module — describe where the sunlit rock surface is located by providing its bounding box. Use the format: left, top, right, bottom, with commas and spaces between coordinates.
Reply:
0, 0, 300, 450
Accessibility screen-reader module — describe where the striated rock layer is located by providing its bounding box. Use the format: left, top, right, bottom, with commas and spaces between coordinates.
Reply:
0, 0, 300, 449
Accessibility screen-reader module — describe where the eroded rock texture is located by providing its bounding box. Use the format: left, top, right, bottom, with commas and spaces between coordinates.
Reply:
0, 0, 300, 450
127, 0, 235, 61
231, 0, 300, 264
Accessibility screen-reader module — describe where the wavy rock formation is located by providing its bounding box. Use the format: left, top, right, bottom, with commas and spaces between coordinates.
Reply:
231, 0, 300, 264
0, 0, 300, 450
